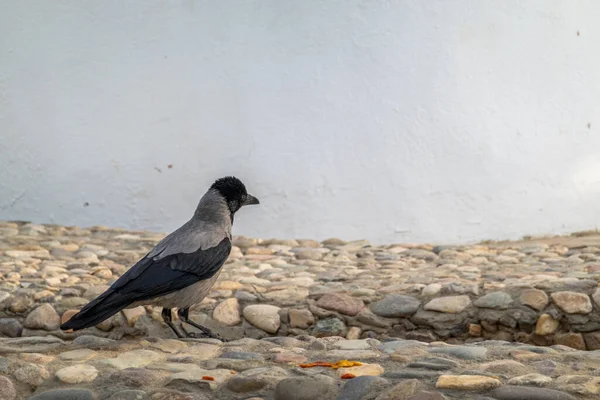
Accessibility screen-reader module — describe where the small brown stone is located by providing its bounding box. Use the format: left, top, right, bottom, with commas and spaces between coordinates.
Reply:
554, 332, 586, 350
289, 309, 315, 329
316, 293, 364, 316
481, 320, 498, 333
531, 334, 553, 347
510, 350, 542, 361
468, 324, 482, 337
273, 352, 308, 364
61, 309, 79, 325
583, 331, 600, 350
492, 331, 513, 342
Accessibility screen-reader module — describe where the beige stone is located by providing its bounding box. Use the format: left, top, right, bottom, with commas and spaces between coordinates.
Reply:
337, 363, 384, 377
535, 314, 560, 335
56, 365, 98, 384
122, 306, 146, 327
243, 304, 281, 333
212, 298, 241, 326
508, 373, 552, 386
550, 291, 592, 314
520, 289, 549, 310
423, 295, 471, 313
346, 326, 362, 340
23, 304, 60, 330
435, 375, 501, 390
289, 309, 315, 329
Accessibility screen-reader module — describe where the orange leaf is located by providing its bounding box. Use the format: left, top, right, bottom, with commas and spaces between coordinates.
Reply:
341, 373, 356, 379
299, 361, 334, 368
332, 360, 363, 369
201, 376, 215, 381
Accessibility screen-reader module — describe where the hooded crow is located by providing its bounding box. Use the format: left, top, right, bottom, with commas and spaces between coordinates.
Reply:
60, 176, 259, 339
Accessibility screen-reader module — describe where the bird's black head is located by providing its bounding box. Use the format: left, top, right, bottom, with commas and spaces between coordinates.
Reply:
211, 176, 259, 215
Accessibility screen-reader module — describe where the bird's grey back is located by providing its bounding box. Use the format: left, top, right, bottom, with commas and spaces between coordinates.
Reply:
148, 189, 232, 260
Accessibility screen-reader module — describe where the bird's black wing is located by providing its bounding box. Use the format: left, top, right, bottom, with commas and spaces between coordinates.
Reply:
111, 236, 232, 301
61, 237, 231, 330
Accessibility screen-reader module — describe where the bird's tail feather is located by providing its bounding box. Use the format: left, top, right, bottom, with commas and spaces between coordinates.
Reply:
60, 289, 132, 331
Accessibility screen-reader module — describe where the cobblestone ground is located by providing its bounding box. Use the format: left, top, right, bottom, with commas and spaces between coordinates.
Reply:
1, 221, 600, 399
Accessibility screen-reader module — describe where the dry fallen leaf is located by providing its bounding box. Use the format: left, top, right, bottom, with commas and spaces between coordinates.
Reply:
332, 360, 363, 369
299, 361, 334, 368
299, 360, 362, 369
341, 373, 356, 379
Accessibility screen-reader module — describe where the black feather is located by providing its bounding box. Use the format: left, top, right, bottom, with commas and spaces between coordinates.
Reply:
211, 176, 247, 203
61, 237, 232, 331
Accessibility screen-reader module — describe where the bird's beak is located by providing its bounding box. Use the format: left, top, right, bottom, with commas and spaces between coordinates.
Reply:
244, 194, 260, 206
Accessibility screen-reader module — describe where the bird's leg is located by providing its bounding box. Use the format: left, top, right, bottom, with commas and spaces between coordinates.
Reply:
162, 308, 184, 338
178, 307, 227, 341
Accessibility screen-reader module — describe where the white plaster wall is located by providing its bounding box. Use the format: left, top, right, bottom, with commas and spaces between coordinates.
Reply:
1, 1, 600, 244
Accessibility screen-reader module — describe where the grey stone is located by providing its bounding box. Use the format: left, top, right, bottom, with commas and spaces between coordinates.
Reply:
28, 389, 96, 400
227, 375, 269, 393
474, 292, 513, 309
355, 309, 395, 328
407, 357, 459, 371
336, 376, 390, 400
0, 318, 23, 337
220, 351, 264, 361
428, 346, 488, 360
73, 335, 119, 350
407, 392, 447, 400
411, 310, 465, 331
384, 370, 442, 379
375, 379, 419, 400
108, 391, 148, 400
226, 366, 287, 393
109, 369, 162, 387
312, 318, 347, 337
371, 295, 421, 317
275, 375, 340, 400
235, 290, 258, 302
14, 364, 49, 386
378, 340, 427, 353
0, 357, 11, 373
532, 360, 557, 376
490, 386, 575, 400
203, 358, 266, 371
